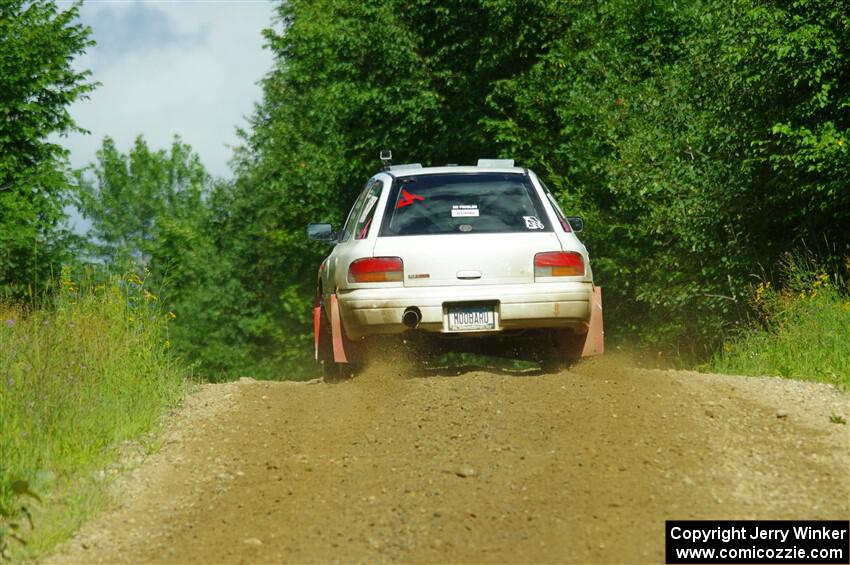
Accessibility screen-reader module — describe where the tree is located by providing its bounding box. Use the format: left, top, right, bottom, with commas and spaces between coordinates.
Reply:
480, 0, 850, 354
76, 135, 209, 265
220, 0, 568, 376
222, 0, 849, 375
75, 135, 258, 379
0, 0, 95, 295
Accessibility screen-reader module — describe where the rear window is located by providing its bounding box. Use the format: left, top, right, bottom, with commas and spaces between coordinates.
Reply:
379, 173, 551, 236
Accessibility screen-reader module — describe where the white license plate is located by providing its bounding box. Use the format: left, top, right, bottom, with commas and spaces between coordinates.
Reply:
447, 305, 496, 332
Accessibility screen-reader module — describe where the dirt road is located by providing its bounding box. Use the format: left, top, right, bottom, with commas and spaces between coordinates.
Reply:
51, 356, 848, 563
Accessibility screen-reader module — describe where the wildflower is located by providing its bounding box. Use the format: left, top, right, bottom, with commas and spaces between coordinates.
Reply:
754, 281, 770, 303
812, 272, 830, 289
143, 290, 159, 302
4, 319, 14, 327
167, 311, 176, 319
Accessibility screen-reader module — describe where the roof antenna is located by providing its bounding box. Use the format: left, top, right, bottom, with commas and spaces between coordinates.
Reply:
380, 149, 392, 171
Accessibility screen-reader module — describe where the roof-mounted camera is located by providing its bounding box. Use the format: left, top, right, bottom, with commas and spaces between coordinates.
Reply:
380, 149, 392, 170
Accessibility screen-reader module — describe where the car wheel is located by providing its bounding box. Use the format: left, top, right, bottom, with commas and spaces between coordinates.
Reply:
537, 329, 585, 373
538, 352, 562, 373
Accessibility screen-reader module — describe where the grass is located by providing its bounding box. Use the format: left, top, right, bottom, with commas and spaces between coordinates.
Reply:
0, 269, 189, 559
711, 253, 850, 390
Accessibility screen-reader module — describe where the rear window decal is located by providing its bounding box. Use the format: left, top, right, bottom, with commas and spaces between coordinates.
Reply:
357, 217, 372, 240
396, 189, 425, 209
359, 195, 378, 222
523, 216, 545, 230
451, 204, 479, 218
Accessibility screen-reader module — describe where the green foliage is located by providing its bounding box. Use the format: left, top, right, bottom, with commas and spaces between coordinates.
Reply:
61, 0, 847, 378
209, 0, 848, 375
0, 479, 41, 559
74, 136, 245, 378
712, 252, 850, 388
477, 0, 850, 356
76, 135, 210, 265
221, 0, 562, 376
0, 0, 95, 296
0, 269, 187, 557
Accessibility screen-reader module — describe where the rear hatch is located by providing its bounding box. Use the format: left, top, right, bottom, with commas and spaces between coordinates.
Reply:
374, 171, 562, 287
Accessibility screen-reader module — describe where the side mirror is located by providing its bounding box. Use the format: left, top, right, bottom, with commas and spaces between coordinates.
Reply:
566, 216, 584, 233
307, 223, 337, 243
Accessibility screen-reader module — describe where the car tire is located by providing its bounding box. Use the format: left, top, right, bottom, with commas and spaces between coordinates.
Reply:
537, 329, 586, 373
538, 353, 562, 373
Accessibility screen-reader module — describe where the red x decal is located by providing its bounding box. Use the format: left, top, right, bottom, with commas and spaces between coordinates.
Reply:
396, 189, 425, 209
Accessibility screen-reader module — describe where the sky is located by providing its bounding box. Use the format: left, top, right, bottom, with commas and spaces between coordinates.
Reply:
57, 0, 277, 180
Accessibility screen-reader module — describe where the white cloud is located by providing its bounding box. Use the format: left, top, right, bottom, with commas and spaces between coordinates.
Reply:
59, 0, 277, 179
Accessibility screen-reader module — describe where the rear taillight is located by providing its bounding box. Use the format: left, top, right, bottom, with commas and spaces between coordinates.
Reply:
534, 251, 584, 278
348, 257, 404, 283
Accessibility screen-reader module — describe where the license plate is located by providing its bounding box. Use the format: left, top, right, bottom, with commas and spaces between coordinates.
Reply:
447, 305, 496, 332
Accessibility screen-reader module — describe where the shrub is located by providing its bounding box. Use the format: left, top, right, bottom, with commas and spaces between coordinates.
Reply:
712, 253, 850, 388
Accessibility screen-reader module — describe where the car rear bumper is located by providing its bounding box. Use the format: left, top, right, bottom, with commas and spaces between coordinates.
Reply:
336, 282, 593, 339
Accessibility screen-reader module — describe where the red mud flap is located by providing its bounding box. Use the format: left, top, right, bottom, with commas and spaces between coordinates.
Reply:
329, 294, 349, 363
581, 286, 604, 356
559, 286, 604, 358
313, 293, 350, 363
313, 297, 322, 362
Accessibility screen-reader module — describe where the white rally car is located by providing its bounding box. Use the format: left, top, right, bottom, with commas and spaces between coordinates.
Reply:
307, 157, 603, 377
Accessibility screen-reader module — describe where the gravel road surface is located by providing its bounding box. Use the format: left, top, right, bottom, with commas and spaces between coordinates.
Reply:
50, 355, 849, 563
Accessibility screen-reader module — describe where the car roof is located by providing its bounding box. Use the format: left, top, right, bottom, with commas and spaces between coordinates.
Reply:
383, 165, 529, 177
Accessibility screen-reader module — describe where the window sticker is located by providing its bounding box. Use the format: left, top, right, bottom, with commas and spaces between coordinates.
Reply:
452, 204, 479, 218
396, 189, 425, 209
357, 218, 372, 240
359, 195, 378, 223
523, 215, 545, 230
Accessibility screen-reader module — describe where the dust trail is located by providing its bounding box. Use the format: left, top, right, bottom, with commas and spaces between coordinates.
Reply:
568, 349, 644, 379
355, 336, 422, 382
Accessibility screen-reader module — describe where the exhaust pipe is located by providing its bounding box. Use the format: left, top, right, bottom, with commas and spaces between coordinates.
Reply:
402, 307, 421, 329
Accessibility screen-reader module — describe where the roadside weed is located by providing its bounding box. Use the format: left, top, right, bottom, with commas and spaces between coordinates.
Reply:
712, 252, 850, 389
0, 269, 188, 558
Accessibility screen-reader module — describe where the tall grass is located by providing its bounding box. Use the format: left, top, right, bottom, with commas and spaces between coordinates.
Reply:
0, 269, 188, 558
712, 253, 850, 389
